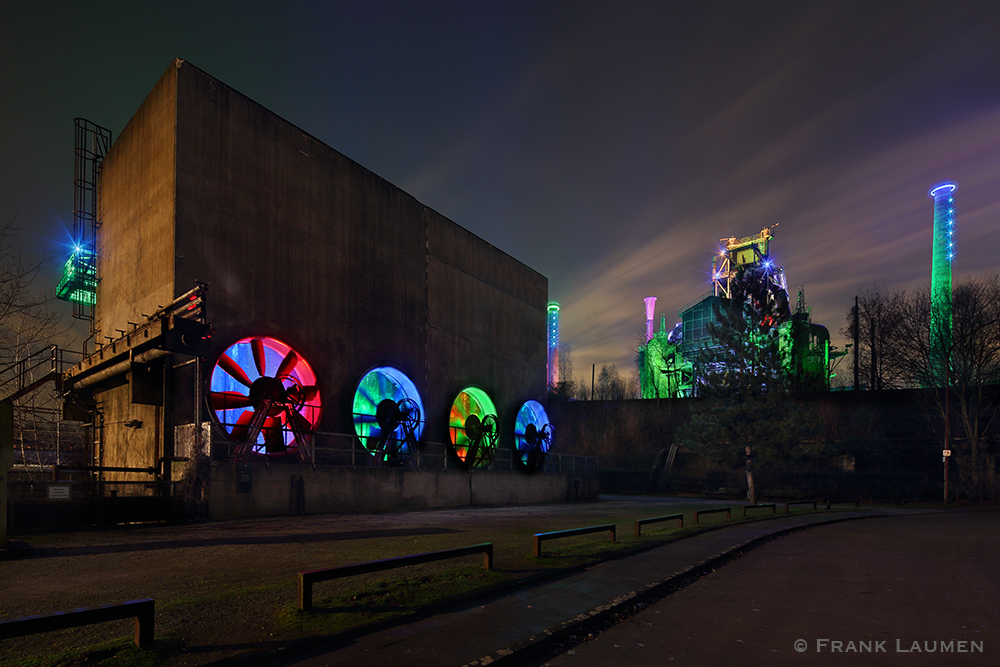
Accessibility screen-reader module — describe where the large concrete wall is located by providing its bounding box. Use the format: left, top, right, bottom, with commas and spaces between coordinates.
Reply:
96, 65, 178, 339
425, 215, 549, 447
206, 462, 598, 520
94, 65, 179, 474
167, 59, 546, 440
89, 59, 547, 492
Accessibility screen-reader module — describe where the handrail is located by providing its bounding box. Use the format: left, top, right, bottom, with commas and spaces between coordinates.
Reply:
0, 346, 80, 401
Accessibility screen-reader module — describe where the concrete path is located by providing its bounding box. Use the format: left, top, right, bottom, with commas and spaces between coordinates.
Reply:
258, 508, 922, 667
543, 511, 1000, 667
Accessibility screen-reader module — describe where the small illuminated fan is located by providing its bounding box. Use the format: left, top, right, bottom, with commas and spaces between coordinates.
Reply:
353, 367, 424, 466
209, 337, 321, 458
449, 387, 499, 468
514, 400, 553, 472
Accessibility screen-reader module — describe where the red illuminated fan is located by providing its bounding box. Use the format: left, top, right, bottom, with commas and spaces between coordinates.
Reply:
209, 337, 321, 459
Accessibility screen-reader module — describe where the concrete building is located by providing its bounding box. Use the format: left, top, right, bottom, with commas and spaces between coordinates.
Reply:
60, 60, 593, 518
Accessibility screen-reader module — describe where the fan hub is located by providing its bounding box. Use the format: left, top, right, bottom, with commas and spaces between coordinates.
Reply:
248, 376, 288, 408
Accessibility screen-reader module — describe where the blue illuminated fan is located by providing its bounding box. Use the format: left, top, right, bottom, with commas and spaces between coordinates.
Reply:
352, 367, 424, 465
514, 400, 553, 472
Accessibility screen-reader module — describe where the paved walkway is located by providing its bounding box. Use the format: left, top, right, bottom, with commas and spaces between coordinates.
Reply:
253, 507, 927, 667
543, 511, 1000, 667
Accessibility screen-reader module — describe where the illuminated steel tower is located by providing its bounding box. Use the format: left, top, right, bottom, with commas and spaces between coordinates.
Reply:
547, 302, 560, 389
929, 182, 957, 386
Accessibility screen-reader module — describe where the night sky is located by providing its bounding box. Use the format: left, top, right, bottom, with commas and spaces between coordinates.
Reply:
4, 1, 1000, 384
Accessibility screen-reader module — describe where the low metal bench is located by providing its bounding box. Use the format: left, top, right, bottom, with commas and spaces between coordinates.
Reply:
742, 503, 776, 517
635, 513, 683, 536
298, 543, 493, 611
826, 499, 861, 509
533, 524, 616, 557
693, 507, 731, 524
785, 500, 818, 512
0, 598, 154, 648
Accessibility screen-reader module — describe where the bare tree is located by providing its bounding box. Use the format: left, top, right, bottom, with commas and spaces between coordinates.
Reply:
841, 287, 908, 390
896, 276, 1000, 498
0, 221, 63, 367
595, 364, 626, 400
0, 220, 74, 473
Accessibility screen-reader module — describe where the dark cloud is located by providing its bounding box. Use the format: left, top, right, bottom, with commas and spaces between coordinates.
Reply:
3, 1, 999, 377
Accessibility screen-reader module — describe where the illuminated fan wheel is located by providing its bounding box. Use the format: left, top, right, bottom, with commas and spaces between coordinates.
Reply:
449, 387, 499, 469
514, 400, 553, 472
209, 337, 321, 459
353, 367, 425, 465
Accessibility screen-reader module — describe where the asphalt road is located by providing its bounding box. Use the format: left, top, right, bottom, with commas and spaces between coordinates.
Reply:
544, 511, 1000, 667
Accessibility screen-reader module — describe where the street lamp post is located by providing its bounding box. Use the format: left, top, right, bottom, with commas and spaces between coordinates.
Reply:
943, 362, 950, 505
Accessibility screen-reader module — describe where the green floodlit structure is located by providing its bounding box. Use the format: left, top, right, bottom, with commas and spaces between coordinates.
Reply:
55, 249, 98, 306
639, 225, 838, 398
639, 314, 694, 399
777, 293, 832, 384
929, 182, 957, 387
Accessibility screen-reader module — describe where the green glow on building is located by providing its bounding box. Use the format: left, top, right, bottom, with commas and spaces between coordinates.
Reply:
777, 315, 832, 388
55, 250, 97, 306
639, 316, 694, 399
929, 182, 956, 386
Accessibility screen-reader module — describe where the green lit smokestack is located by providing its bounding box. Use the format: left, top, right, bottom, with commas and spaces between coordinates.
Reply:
547, 302, 560, 389
929, 182, 957, 386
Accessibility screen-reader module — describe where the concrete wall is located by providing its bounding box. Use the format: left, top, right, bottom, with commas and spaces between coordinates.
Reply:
425, 215, 549, 448
96, 64, 178, 339
168, 60, 546, 442
87, 59, 548, 500
206, 462, 598, 520
94, 64, 179, 479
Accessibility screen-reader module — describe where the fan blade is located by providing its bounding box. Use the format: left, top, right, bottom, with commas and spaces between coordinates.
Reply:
251, 338, 267, 377
218, 353, 252, 387
229, 410, 254, 442
210, 391, 252, 411
289, 409, 314, 433
276, 349, 299, 378
285, 384, 318, 408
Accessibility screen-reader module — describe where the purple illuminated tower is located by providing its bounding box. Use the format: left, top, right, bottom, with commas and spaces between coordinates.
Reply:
644, 297, 657, 342
547, 302, 560, 389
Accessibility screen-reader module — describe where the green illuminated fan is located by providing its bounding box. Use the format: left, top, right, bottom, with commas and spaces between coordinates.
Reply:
352, 367, 424, 466
448, 387, 499, 468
